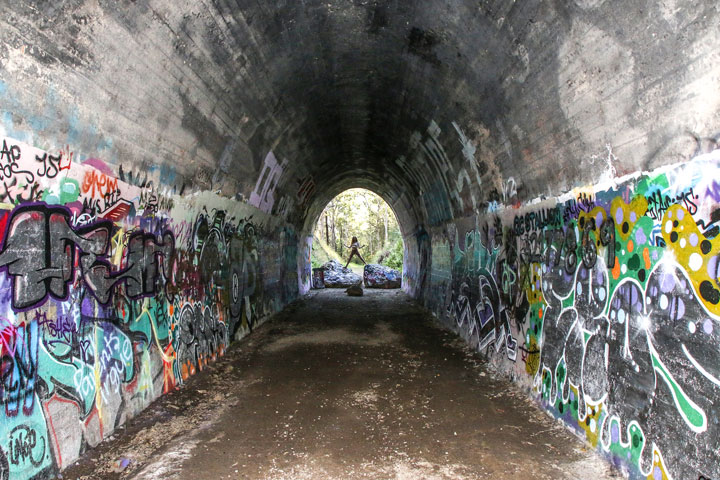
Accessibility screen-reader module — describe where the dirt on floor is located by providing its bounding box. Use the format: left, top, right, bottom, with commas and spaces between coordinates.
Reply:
63, 289, 621, 480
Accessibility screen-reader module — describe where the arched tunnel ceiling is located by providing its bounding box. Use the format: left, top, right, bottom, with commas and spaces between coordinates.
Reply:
2, 5, 720, 478
1, 1, 719, 234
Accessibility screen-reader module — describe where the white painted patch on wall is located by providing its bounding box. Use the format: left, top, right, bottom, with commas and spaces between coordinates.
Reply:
587, 144, 618, 183
558, 20, 646, 162
573, 0, 606, 9
249, 151, 288, 214
665, 27, 720, 136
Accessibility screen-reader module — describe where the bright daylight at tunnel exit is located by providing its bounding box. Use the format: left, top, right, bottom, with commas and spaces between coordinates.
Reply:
0, 1, 719, 479
309, 189, 404, 292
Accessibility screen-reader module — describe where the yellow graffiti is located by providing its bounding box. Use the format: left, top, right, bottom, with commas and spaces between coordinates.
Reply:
647, 446, 673, 480
525, 337, 540, 376
662, 204, 720, 315
579, 398, 604, 447
110, 227, 126, 265
578, 205, 607, 232
523, 262, 544, 304
138, 349, 154, 396
610, 195, 648, 242
135, 298, 175, 363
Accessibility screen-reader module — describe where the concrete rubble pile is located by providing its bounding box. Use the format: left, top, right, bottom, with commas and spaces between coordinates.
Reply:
364, 264, 401, 289
322, 260, 362, 288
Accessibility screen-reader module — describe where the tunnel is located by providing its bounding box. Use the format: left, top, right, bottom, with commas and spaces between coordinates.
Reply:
0, 1, 719, 479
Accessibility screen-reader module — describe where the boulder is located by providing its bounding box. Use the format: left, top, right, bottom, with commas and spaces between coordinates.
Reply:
364, 264, 401, 289
322, 260, 362, 288
346, 284, 364, 296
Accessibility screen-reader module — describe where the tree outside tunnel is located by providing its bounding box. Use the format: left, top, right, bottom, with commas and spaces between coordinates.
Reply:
311, 189, 404, 272
0, 1, 719, 479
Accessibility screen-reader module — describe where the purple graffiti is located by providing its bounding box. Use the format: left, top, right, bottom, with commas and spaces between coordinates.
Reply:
0, 204, 174, 310
0, 205, 110, 310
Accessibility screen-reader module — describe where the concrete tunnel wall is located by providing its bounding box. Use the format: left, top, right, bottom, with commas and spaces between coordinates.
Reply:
0, 1, 719, 479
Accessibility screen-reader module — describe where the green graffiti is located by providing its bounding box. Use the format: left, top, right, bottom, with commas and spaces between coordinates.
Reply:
651, 350, 706, 431
42, 177, 80, 204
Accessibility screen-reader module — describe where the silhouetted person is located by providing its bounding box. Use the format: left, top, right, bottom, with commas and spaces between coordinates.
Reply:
345, 236, 367, 268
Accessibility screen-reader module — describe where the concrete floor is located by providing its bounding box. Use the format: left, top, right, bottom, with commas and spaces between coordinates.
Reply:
65, 289, 620, 480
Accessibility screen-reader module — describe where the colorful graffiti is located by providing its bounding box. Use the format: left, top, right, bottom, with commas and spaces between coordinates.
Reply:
0, 136, 297, 479
435, 149, 720, 480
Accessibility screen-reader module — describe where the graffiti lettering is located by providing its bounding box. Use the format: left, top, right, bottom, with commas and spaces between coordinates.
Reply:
296, 175, 315, 210
81, 169, 119, 199
34, 153, 64, 179
0, 140, 34, 185
249, 151, 287, 214
646, 187, 698, 220
0, 135, 289, 477
443, 150, 720, 480
0, 178, 42, 204
0, 205, 173, 311
8, 425, 45, 468
563, 192, 595, 222
0, 322, 38, 416
501, 177, 517, 203
513, 206, 563, 235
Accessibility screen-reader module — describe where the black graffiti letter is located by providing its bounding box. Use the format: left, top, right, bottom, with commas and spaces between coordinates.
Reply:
564, 225, 577, 273
581, 218, 597, 269
599, 217, 616, 268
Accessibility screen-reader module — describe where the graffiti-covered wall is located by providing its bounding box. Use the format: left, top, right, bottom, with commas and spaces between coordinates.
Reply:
427, 149, 720, 480
0, 137, 299, 479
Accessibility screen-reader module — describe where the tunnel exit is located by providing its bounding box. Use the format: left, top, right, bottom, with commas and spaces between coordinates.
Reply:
0, 1, 718, 479
305, 188, 405, 294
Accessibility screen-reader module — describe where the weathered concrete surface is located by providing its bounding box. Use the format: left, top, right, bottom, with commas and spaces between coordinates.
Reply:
2, 1, 718, 236
0, 1, 719, 477
64, 290, 618, 480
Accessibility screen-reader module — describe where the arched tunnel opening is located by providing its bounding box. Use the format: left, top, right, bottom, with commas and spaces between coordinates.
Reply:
307, 188, 405, 280
0, 1, 719, 479
301, 180, 421, 295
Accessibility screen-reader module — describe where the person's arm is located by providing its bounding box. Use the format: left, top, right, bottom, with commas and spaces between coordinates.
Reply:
360, 244, 366, 249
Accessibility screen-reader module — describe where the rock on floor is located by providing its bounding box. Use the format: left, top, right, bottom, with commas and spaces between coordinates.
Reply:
346, 284, 364, 296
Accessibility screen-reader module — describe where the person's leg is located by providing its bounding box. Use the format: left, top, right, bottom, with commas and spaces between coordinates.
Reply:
345, 252, 356, 268
357, 252, 367, 264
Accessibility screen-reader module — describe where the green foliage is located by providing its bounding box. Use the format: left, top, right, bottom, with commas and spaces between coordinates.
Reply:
384, 237, 404, 270
312, 188, 403, 270
311, 234, 343, 268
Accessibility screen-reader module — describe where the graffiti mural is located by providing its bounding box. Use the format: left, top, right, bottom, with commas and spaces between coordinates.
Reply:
432, 146, 720, 480
0, 136, 297, 479
249, 151, 287, 214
